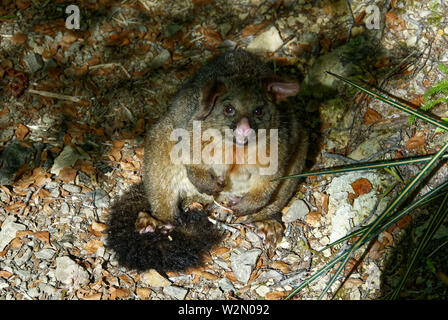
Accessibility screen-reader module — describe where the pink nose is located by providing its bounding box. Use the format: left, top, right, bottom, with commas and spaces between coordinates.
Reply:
236, 117, 251, 136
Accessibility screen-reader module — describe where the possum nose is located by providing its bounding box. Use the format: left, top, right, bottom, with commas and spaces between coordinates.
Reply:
236, 117, 251, 136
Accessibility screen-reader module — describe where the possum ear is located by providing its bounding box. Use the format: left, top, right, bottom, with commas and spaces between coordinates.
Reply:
196, 79, 226, 120
265, 77, 300, 101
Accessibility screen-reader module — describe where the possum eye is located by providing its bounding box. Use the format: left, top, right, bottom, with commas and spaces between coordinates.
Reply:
253, 107, 263, 117
224, 105, 235, 116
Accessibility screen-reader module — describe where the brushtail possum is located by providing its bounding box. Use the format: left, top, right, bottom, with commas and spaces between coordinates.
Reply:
107, 49, 308, 272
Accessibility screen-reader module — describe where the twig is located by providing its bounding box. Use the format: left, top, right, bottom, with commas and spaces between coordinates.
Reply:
207, 217, 240, 234
345, 0, 354, 42
88, 63, 131, 79
27, 89, 83, 103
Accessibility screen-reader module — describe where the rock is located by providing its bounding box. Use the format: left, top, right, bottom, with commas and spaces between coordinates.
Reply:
54, 256, 90, 287
0, 142, 35, 185
14, 246, 33, 266
140, 269, 171, 287
150, 49, 170, 68
247, 26, 283, 53
0, 216, 26, 251
85, 189, 110, 208
282, 199, 309, 223
218, 278, 235, 292
255, 285, 270, 297
230, 248, 262, 284
34, 248, 56, 260
255, 270, 283, 284
163, 285, 188, 300
62, 184, 81, 194
50, 145, 90, 175
0, 279, 9, 290
24, 52, 44, 73
245, 231, 262, 247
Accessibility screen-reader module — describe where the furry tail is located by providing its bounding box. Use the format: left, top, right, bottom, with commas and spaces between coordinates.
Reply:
106, 183, 222, 272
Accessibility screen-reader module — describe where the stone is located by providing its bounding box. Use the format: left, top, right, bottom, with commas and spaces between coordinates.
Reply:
230, 248, 262, 284
50, 145, 90, 175
140, 269, 171, 287
247, 26, 283, 53
163, 285, 188, 300
24, 52, 44, 73
0, 216, 26, 251
150, 49, 170, 69
55, 256, 90, 287
282, 199, 309, 223
34, 248, 56, 260
218, 278, 235, 292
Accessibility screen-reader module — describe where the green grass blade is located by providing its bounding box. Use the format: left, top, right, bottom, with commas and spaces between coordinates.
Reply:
319, 186, 448, 252
327, 72, 448, 131
284, 250, 349, 300
390, 191, 448, 299
274, 153, 448, 181
314, 141, 448, 299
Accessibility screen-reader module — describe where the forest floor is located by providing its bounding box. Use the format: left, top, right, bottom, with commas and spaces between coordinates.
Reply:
0, 0, 447, 300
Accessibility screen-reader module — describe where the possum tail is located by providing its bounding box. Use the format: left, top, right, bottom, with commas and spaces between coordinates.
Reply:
106, 183, 222, 272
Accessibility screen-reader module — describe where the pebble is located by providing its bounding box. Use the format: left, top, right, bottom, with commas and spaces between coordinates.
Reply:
282, 199, 309, 223
163, 285, 188, 300
218, 278, 235, 292
230, 248, 262, 284
55, 256, 90, 287
140, 269, 171, 287
14, 246, 33, 266
24, 52, 44, 73
255, 270, 283, 284
0, 216, 26, 251
89, 189, 110, 208
247, 26, 283, 53
34, 248, 56, 260
150, 49, 170, 68
62, 184, 81, 194
255, 285, 270, 297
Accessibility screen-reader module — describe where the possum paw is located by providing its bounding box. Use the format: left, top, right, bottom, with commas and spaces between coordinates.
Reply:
135, 212, 174, 234
253, 219, 284, 253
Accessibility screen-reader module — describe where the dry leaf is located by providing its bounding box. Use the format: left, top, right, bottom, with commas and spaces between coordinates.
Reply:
109, 287, 130, 300
0, 270, 13, 279
225, 271, 237, 282
109, 140, 126, 161
405, 131, 426, 150
351, 178, 373, 196
265, 291, 288, 300
241, 21, 270, 38
210, 246, 229, 257
58, 167, 77, 183
136, 288, 152, 300
15, 124, 30, 140
364, 107, 382, 125
0, 107, 9, 118
409, 95, 423, 107
197, 271, 220, 281
200, 26, 222, 49
33, 231, 50, 244
12, 33, 27, 44
305, 211, 321, 226
271, 261, 290, 273
84, 239, 104, 254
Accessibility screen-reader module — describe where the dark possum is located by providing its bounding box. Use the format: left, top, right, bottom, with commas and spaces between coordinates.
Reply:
106, 183, 222, 272
106, 49, 308, 272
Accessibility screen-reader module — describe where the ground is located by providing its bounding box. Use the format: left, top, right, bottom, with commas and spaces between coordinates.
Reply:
0, 0, 447, 300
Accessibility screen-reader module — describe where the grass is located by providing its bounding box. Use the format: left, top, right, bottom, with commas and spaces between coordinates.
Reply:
284, 73, 448, 300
